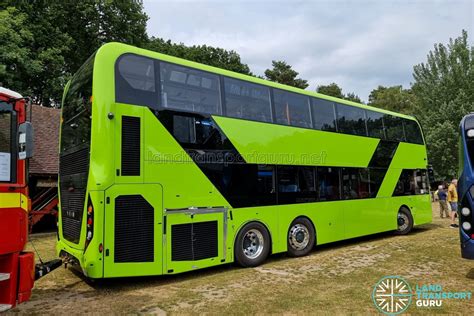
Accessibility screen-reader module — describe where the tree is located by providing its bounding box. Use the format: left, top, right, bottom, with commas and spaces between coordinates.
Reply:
316, 83, 344, 99
264, 60, 308, 89
344, 92, 363, 104
316, 83, 362, 103
368, 85, 416, 114
0, 0, 149, 106
412, 30, 474, 180
146, 38, 252, 75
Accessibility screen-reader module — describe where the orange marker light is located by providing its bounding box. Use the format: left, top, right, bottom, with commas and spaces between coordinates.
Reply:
87, 205, 93, 214
99, 243, 103, 253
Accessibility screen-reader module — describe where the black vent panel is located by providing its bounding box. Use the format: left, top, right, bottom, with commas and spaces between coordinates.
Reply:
121, 116, 140, 176
60, 188, 86, 243
60, 147, 90, 176
114, 195, 154, 263
171, 221, 218, 261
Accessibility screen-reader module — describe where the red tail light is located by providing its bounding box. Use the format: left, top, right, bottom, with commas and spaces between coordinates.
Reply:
84, 196, 94, 251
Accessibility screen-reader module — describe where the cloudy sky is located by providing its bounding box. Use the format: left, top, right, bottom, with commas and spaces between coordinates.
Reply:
144, 0, 473, 101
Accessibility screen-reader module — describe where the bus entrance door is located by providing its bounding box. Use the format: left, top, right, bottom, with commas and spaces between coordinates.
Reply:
103, 184, 163, 277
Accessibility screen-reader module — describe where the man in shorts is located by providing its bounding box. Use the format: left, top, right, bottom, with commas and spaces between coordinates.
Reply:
447, 179, 459, 228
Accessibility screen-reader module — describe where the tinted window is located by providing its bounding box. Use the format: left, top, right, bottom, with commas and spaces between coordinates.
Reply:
369, 168, 386, 197
366, 110, 385, 139
273, 90, 311, 128
336, 103, 367, 136
312, 98, 336, 131
277, 166, 316, 204
116, 54, 158, 108
403, 119, 424, 144
317, 167, 340, 201
158, 111, 232, 151
198, 163, 276, 208
384, 115, 405, 142
224, 77, 272, 123
62, 56, 94, 152
160, 62, 221, 115
393, 169, 416, 196
415, 169, 429, 194
342, 168, 370, 199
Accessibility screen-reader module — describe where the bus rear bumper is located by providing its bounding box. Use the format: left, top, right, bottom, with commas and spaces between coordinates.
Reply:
56, 240, 102, 278
460, 230, 474, 260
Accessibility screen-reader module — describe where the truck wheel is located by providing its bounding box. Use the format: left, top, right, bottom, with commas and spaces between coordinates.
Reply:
235, 222, 270, 267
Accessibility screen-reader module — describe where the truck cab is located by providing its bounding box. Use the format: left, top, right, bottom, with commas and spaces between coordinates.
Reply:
0, 87, 35, 311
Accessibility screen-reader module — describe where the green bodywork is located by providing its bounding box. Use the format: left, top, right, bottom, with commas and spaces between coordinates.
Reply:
56, 43, 432, 278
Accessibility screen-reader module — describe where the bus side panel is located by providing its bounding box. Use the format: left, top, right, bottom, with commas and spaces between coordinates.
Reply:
143, 109, 229, 209
103, 184, 163, 277
82, 190, 105, 278
410, 194, 432, 226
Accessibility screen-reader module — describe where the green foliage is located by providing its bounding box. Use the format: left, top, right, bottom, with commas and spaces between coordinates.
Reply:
316, 83, 343, 99
368, 85, 416, 114
0, 7, 34, 96
412, 30, 474, 180
146, 38, 252, 75
0, 0, 149, 106
344, 92, 362, 104
264, 60, 308, 89
316, 83, 362, 103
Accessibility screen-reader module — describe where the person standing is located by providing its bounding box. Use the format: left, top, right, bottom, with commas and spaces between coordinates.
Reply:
436, 185, 449, 218
447, 179, 459, 228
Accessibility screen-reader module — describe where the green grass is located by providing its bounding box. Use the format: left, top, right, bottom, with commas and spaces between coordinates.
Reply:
11, 203, 474, 315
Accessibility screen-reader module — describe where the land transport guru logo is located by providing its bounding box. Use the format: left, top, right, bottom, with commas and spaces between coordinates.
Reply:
372, 276, 472, 315
372, 276, 412, 315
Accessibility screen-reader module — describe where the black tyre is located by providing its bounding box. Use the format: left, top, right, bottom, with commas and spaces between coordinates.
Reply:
234, 222, 271, 267
287, 217, 316, 257
394, 207, 414, 235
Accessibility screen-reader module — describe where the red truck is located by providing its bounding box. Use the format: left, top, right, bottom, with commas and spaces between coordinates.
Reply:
0, 87, 60, 311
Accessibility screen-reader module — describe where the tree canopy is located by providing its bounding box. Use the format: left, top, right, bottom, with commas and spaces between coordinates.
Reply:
146, 38, 252, 75
316, 83, 362, 103
368, 85, 416, 114
0, 0, 149, 106
411, 30, 474, 180
264, 60, 308, 89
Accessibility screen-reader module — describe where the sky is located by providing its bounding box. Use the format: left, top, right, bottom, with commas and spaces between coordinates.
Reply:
144, 0, 473, 101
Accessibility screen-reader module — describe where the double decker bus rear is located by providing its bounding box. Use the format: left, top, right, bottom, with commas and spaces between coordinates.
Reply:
458, 114, 474, 259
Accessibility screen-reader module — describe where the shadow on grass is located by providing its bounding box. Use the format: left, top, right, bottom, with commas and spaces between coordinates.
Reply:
53, 222, 440, 292
466, 268, 474, 280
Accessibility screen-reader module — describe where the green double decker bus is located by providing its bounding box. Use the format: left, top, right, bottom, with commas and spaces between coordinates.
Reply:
57, 42, 432, 278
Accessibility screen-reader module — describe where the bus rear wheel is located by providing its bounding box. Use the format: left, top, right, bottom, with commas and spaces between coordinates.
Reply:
287, 217, 315, 257
235, 222, 271, 267
395, 207, 414, 235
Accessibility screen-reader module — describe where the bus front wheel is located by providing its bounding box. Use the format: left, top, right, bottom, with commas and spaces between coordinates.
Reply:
395, 207, 414, 235
235, 222, 271, 267
287, 217, 315, 257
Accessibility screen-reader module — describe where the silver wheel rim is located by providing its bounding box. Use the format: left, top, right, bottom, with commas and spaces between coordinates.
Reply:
288, 223, 310, 251
242, 229, 264, 259
397, 212, 409, 232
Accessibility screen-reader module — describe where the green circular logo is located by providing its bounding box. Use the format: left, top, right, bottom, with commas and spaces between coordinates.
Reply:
372, 276, 412, 315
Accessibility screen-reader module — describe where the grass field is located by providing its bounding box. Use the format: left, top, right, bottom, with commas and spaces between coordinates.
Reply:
10, 203, 474, 315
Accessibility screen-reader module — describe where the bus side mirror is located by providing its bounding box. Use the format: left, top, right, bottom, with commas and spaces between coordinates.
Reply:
18, 122, 34, 160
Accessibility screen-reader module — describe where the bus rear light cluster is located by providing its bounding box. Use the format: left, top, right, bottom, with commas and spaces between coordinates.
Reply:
467, 129, 474, 137
461, 207, 471, 216
84, 197, 94, 251
462, 222, 472, 231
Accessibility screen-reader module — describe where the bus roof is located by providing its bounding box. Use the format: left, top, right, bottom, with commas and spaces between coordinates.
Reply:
95, 42, 417, 122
